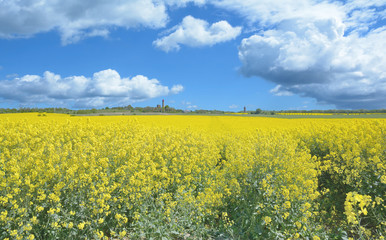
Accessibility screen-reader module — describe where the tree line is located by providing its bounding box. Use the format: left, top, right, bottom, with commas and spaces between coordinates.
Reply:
1, 107, 385, 115
252, 108, 386, 114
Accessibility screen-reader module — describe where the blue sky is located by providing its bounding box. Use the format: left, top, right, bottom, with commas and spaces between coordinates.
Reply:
0, 1, 385, 111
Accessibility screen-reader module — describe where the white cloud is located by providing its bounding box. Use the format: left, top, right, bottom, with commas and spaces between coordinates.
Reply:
1, 0, 385, 109
0, 69, 183, 108
171, 84, 184, 94
153, 15, 242, 52
161, 0, 206, 7
181, 100, 198, 109
0, 0, 168, 44
187, 105, 198, 109
211, 0, 345, 26
217, 0, 386, 109
239, 21, 386, 108
270, 85, 293, 97
229, 104, 238, 109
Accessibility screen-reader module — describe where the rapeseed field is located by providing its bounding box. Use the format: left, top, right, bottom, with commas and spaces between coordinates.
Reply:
0, 113, 385, 239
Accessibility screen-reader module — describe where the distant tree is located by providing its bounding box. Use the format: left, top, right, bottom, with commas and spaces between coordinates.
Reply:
145, 106, 157, 112
255, 108, 262, 114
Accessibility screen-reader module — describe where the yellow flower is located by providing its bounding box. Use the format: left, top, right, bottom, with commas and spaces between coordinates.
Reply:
119, 230, 127, 238
51, 221, 59, 228
78, 222, 85, 230
295, 222, 302, 229
24, 224, 32, 231
284, 201, 291, 209
31, 216, 38, 224
10, 230, 18, 236
96, 230, 104, 238
263, 216, 272, 225
1, 113, 385, 239
27, 234, 35, 240
47, 208, 55, 215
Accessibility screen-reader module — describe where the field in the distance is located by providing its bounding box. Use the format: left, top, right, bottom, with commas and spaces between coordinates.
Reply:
0, 113, 385, 239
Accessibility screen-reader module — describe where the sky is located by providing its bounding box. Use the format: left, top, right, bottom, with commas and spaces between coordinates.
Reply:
0, 0, 385, 111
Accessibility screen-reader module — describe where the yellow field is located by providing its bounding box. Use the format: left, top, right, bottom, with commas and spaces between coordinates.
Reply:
0, 113, 385, 239
276, 112, 385, 116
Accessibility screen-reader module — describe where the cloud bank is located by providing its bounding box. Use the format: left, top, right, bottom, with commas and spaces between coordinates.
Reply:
1, 0, 385, 108
153, 16, 242, 51
0, 69, 183, 108
0, 0, 169, 44
223, 0, 386, 109
0, 0, 213, 44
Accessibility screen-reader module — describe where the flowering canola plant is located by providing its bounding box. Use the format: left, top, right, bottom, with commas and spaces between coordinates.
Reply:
0, 113, 385, 239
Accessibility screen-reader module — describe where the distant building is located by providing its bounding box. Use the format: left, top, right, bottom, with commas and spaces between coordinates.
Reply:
244, 106, 246, 113
162, 99, 165, 109
157, 104, 161, 109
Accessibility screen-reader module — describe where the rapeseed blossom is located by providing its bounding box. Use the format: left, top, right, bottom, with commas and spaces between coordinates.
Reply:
0, 113, 384, 239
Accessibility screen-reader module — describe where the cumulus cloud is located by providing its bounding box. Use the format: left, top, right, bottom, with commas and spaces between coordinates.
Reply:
162, 0, 206, 7
181, 100, 198, 109
0, 69, 183, 108
0, 0, 217, 44
270, 85, 293, 97
1, 0, 385, 109
211, 0, 345, 26
187, 105, 198, 109
171, 84, 184, 94
153, 15, 242, 51
229, 104, 238, 109
0, 0, 168, 44
213, 0, 386, 109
